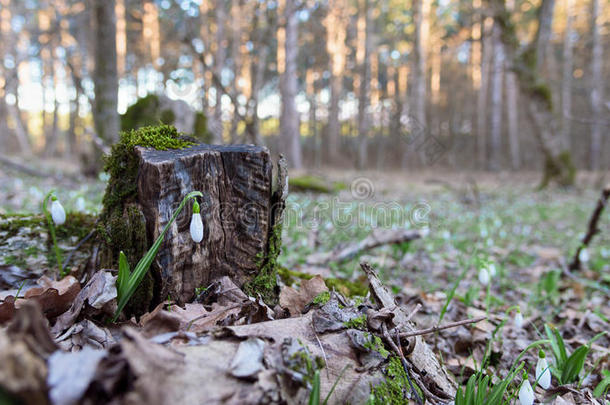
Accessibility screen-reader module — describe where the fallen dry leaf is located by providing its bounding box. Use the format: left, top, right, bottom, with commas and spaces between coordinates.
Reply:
279, 275, 328, 316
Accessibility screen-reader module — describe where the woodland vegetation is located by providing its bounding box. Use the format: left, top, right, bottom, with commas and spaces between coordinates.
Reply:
0, 1, 609, 405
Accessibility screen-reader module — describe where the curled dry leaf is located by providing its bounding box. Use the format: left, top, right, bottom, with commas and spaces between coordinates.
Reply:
22, 276, 81, 319
279, 275, 328, 316
51, 271, 117, 336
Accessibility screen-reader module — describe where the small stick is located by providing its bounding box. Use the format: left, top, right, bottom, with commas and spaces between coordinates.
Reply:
404, 303, 422, 322
569, 186, 610, 271
311, 317, 330, 379
398, 316, 486, 338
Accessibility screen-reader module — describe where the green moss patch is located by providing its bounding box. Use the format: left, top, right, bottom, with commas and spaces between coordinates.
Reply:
368, 356, 423, 404
289, 175, 347, 194
244, 223, 283, 305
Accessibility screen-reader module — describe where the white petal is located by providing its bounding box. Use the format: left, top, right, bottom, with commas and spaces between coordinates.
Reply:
578, 248, 589, 263
536, 358, 551, 389
514, 312, 524, 329
519, 380, 534, 405
478, 268, 490, 285
75, 197, 86, 212
488, 263, 496, 277
190, 213, 203, 243
51, 200, 66, 225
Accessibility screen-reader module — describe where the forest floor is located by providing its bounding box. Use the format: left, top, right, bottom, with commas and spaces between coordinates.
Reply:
1, 166, 609, 403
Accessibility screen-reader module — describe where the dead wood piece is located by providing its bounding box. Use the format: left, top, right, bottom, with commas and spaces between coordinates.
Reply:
398, 316, 486, 338
360, 261, 457, 398
136, 143, 274, 305
569, 186, 610, 271
308, 228, 422, 265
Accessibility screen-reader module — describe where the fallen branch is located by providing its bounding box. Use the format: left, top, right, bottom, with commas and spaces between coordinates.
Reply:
308, 229, 422, 265
568, 186, 610, 271
398, 316, 486, 338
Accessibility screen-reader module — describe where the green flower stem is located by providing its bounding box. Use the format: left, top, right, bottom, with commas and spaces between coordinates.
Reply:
42, 191, 64, 277
113, 191, 203, 321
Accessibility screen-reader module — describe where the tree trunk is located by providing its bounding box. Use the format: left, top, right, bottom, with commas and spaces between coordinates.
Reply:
489, 21, 504, 171
356, 0, 372, 170
325, 1, 347, 163
92, 0, 119, 146
412, 0, 429, 130
560, 0, 574, 153
279, 0, 302, 169
589, 0, 603, 170
492, 0, 575, 187
213, 0, 226, 144
534, 0, 555, 70
505, 70, 520, 170
476, 15, 492, 169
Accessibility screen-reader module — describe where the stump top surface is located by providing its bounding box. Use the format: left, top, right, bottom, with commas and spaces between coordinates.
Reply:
136, 143, 269, 163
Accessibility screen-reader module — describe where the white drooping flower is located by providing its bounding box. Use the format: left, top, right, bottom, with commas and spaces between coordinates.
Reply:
519, 380, 534, 405
50, 197, 66, 225
536, 352, 551, 389
190, 200, 203, 243
487, 263, 497, 277
75, 197, 86, 212
514, 310, 524, 329
478, 267, 490, 286
578, 248, 590, 263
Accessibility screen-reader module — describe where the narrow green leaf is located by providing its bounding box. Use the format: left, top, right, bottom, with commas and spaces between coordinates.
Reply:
117, 251, 130, 297
561, 345, 589, 384
309, 369, 320, 405
593, 371, 610, 398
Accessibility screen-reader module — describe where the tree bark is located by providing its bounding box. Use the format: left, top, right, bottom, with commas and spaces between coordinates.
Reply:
92, 0, 119, 146
505, 70, 520, 169
560, 0, 574, 153
134, 144, 279, 306
213, 0, 226, 144
489, 21, 504, 171
476, 14, 493, 169
492, 0, 575, 187
279, 0, 302, 169
356, 0, 372, 170
412, 0, 429, 131
325, 0, 348, 163
589, 0, 603, 170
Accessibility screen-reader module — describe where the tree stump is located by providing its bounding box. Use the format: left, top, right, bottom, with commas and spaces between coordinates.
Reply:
137, 144, 281, 305
97, 125, 287, 311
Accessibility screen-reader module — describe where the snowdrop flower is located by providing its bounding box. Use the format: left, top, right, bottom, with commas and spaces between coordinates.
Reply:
578, 248, 589, 263
514, 309, 524, 329
487, 263, 497, 277
75, 197, 86, 212
50, 196, 66, 225
478, 267, 490, 286
519, 379, 534, 405
190, 200, 203, 243
536, 350, 551, 389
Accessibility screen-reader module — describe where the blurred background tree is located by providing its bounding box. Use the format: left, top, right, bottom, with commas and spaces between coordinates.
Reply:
0, 0, 608, 184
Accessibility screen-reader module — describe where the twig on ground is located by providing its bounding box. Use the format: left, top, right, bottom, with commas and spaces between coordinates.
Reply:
311, 317, 330, 379
404, 303, 422, 322
569, 186, 610, 271
398, 316, 486, 338
309, 229, 423, 265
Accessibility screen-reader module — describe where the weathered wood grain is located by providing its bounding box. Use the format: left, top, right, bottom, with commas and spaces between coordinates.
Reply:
136, 144, 273, 305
